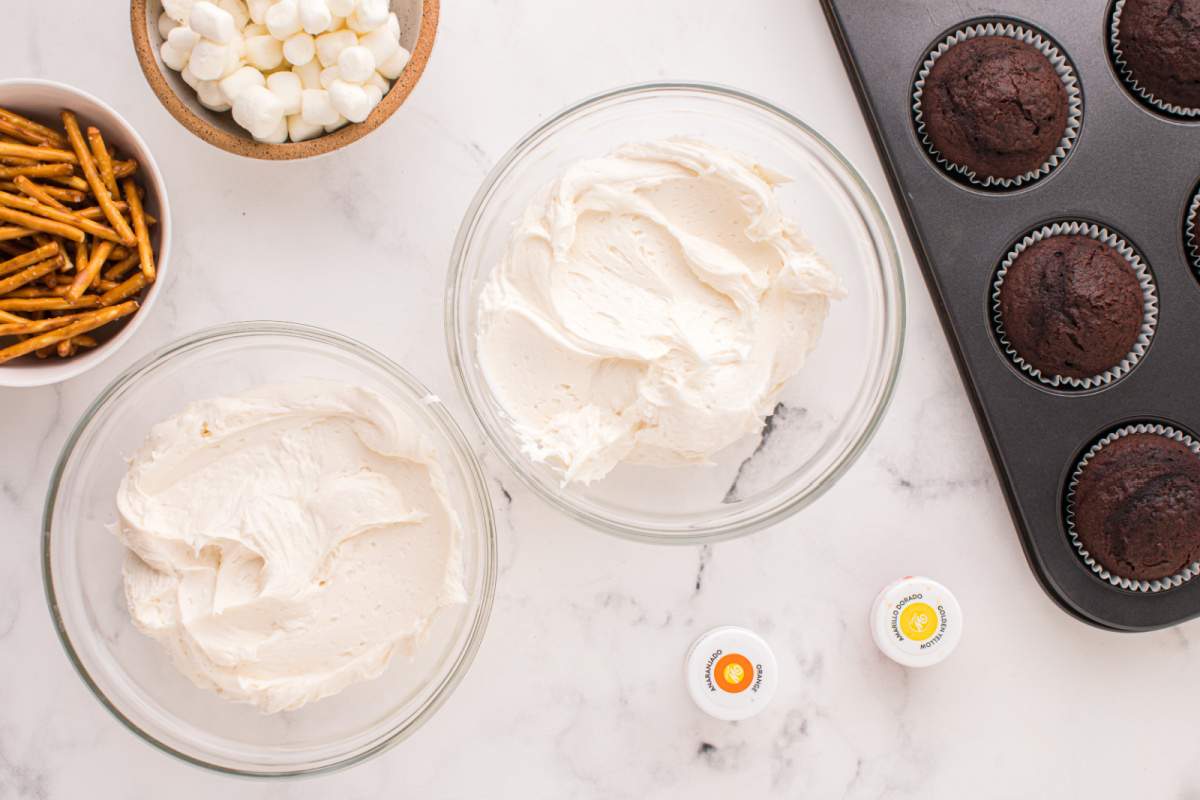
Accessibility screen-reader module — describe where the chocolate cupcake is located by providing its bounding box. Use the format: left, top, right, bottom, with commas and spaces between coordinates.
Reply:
993, 222, 1156, 388
1112, 0, 1200, 115
1068, 426, 1200, 590
914, 23, 1080, 188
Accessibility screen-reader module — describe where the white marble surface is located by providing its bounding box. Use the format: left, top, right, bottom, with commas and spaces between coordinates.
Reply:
4, 1, 1200, 798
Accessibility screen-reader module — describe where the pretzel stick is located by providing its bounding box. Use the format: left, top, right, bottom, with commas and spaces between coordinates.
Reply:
99, 272, 147, 306
72, 238, 86, 274
103, 252, 140, 281
0, 206, 84, 242
87, 128, 119, 198
0, 192, 121, 243
76, 203, 156, 226
107, 245, 130, 261
0, 309, 27, 323
121, 178, 155, 281
73, 334, 97, 348
0, 226, 34, 242
0, 163, 72, 180
0, 118, 51, 146
61, 112, 135, 245
0, 181, 84, 204
48, 174, 89, 192
113, 160, 138, 178
0, 300, 137, 364
0, 108, 67, 148
67, 240, 113, 301
0, 254, 64, 295
13, 175, 68, 212
0, 141, 76, 164
0, 242, 58, 277
0, 295, 99, 311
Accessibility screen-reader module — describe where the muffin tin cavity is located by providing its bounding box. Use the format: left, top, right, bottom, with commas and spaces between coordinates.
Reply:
1109, 0, 1200, 119
1065, 423, 1200, 593
912, 20, 1082, 190
991, 221, 1157, 391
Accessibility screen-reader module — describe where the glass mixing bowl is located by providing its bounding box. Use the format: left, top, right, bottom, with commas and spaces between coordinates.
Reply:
447, 82, 905, 544
43, 322, 497, 776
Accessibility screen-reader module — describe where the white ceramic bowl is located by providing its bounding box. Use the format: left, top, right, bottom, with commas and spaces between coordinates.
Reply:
0, 79, 171, 388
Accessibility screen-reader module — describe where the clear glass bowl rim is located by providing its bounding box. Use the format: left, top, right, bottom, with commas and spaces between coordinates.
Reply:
445, 80, 906, 544
41, 320, 498, 778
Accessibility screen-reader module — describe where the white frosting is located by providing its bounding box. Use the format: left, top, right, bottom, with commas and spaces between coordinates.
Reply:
477, 138, 844, 484
114, 381, 466, 713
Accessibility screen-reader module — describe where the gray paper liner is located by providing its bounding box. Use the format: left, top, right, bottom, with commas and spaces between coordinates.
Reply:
991, 221, 1157, 389
1066, 423, 1200, 592
912, 21, 1082, 189
1186, 188, 1200, 275
1110, 0, 1200, 118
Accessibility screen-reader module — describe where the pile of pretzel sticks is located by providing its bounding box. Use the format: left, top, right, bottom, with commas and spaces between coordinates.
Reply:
0, 106, 158, 365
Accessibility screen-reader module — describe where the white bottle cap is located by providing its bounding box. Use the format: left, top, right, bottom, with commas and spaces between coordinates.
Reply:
870, 576, 963, 667
685, 626, 778, 721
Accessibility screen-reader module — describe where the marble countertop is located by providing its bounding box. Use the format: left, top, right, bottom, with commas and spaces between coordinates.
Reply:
3, 1, 1199, 798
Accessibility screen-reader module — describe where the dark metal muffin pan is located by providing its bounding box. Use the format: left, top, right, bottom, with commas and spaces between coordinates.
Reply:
821, 0, 1200, 631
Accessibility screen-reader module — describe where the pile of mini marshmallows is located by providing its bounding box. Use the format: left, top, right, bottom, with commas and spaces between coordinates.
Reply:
157, 0, 411, 143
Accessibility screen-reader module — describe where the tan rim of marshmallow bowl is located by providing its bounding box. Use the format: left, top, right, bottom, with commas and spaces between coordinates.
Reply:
130, 0, 439, 160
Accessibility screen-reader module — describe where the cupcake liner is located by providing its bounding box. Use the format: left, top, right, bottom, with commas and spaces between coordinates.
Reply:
1110, 0, 1200, 118
1065, 423, 1200, 593
912, 21, 1082, 189
991, 221, 1157, 390
1186, 187, 1200, 275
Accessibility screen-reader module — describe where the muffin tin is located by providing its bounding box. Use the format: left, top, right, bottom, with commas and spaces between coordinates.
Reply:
822, 0, 1200, 631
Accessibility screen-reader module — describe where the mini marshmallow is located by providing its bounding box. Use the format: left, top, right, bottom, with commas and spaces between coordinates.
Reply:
293, 59, 322, 89
265, 0, 302, 39
385, 11, 399, 39
180, 66, 200, 89
217, 0, 250, 30
326, 0, 356, 15
283, 32, 316, 65
319, 65, 340, 88
298, 0, 333, 35
348, 0, 388, 32
218, 65, 265, 103
244, 34, 284, 69
287, 113, 324, 142
246, 0, 271, 24
328, 79, 370, 122
188, 39, 230, 80
163, 0, 197, 24
161, 42, 189, 72
255, 117, 289, 143
189, 1, 236, 43
325, 114, 348, 132
358, 23, 400, 66
362, 82, 383, 111
267, 71, 303, 115
366, 71, 388, 93
301, 89, 340, 126
222, 38, 243, 77
376, 45, 410, 80
232, 84, 285, 138
167, 24, 201, 54
336, 46, 375, 83
315, 29, 356, 67
196, 79, 230, 111
157, 12, 180, 39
